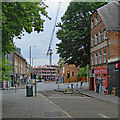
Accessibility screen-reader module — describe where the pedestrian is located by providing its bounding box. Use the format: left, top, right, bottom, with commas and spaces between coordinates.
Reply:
80, 80, 83, 89
96, 82, 100, 93
15, 82, 17, 93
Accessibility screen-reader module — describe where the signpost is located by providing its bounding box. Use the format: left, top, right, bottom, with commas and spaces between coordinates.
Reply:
67, 71, 70, 92
34, 72, 37, 97
72, 71, 74, 83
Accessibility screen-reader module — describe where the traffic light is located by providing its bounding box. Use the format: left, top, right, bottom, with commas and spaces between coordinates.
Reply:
31, 73, 33, 79
72, 72, 74, 76
67, 71, 70, 78
34, 73, 36, 79
115, 63, 119, 68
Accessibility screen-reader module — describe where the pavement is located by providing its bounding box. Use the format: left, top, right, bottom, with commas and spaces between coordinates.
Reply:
2, 89, 70, 118
75, 82, 119, 104
80, 83, 119, 104
55, 82, 119, 104
1, 82, 119, 119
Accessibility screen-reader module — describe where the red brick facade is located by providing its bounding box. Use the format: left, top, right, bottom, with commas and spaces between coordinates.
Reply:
90, 11, 108, 70
90, 3, 120, 95
59, 63, 80, 83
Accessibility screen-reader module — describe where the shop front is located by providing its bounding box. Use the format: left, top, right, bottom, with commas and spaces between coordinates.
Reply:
93, 67, 107, 93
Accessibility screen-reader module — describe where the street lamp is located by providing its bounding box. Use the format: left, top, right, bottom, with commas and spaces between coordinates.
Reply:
32, 58, 36, 74
32, 58, 36, 67
29, 46, 36, 83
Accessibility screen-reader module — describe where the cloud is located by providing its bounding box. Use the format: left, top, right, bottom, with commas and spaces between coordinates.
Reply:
14, 0, 71, 66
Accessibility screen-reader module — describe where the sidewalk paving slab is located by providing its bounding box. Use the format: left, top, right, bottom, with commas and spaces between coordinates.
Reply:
78, 90, 119, 104
2, 89, 70, 118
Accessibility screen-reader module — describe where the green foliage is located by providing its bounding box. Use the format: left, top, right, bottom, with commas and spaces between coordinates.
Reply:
2, 1, 50, 82
57, 58, 65, 73
2, 1, 50, 54
1, 57, 13, 82
38, 75, 41, 80
56, 2, 107, 67
78, 65, 90, 78
77, 72, 81, 78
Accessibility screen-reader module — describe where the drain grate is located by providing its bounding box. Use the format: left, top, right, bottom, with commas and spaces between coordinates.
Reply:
45, 111, 63, 117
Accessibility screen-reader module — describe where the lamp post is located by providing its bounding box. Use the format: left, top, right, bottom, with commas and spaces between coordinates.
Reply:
32, 58, 36, 68
29, 46, 36, 83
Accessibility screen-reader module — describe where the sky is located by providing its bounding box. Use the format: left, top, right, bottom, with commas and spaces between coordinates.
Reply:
14, 0, 72, 67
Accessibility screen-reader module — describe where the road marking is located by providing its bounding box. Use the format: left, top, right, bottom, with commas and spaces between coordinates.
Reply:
39, 93, 72, 118
48, 96, 89, 98
39, 93, 47, 99
98, 113, 110, 118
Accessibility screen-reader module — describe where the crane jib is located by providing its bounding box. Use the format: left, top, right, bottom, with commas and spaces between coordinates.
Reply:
46, 2, 61, 55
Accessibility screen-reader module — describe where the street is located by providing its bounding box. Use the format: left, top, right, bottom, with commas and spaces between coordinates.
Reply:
1, 1, 120, 120
2, 82, 118, 119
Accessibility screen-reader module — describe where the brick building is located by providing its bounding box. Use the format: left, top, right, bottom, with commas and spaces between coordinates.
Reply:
90, 1, 120, 95
59, 63, 80, 83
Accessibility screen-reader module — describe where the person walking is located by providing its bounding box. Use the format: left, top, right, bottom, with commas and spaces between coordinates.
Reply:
96, 82, 100, 93
80, 80, 83, 89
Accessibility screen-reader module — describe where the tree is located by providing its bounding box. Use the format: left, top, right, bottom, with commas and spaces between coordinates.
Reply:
1, 1, 50, 82
1, 57, 13, 82
56, 2, 107, 67
2, 1, 50, 54
38, 75, 41, 80
57, 58, 65, 74
78, 65, 90, 80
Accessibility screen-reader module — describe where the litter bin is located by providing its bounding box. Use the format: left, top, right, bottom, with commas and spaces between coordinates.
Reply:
26, 85, 33, 97
71, 84, 73, 89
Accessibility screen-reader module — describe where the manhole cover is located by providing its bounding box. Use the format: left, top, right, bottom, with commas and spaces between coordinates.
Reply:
45, 111, 63, 117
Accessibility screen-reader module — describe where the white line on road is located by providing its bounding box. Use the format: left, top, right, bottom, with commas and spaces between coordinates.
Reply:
98, 113, 110, 118
39, 93, 72, 118
48, 96, 89, 98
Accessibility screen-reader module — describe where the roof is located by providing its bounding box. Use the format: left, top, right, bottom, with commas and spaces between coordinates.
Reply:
14, 51, 26, 61
97, 1, 119, 31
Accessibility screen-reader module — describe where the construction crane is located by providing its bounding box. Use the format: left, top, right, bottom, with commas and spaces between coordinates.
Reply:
46, 2, 61, 81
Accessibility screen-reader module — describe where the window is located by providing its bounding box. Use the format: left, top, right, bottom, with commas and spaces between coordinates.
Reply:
99, 51, 101, 64
99, 30, 102, 43
95, 53, 98, 65
95, 34, 98, 45
95, 16, 98, 26
103, 50, 106, 63
103, 29, 107, 40
91, 20, 94, 29
91, 37, 94, 47
91, 54, 94, 65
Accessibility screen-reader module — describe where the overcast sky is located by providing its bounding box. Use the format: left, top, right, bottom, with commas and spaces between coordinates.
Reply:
14, 0, 72, 67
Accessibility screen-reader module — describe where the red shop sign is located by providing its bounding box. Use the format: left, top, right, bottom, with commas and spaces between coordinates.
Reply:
100, 69, 107, 74
94, 68, 107, 74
